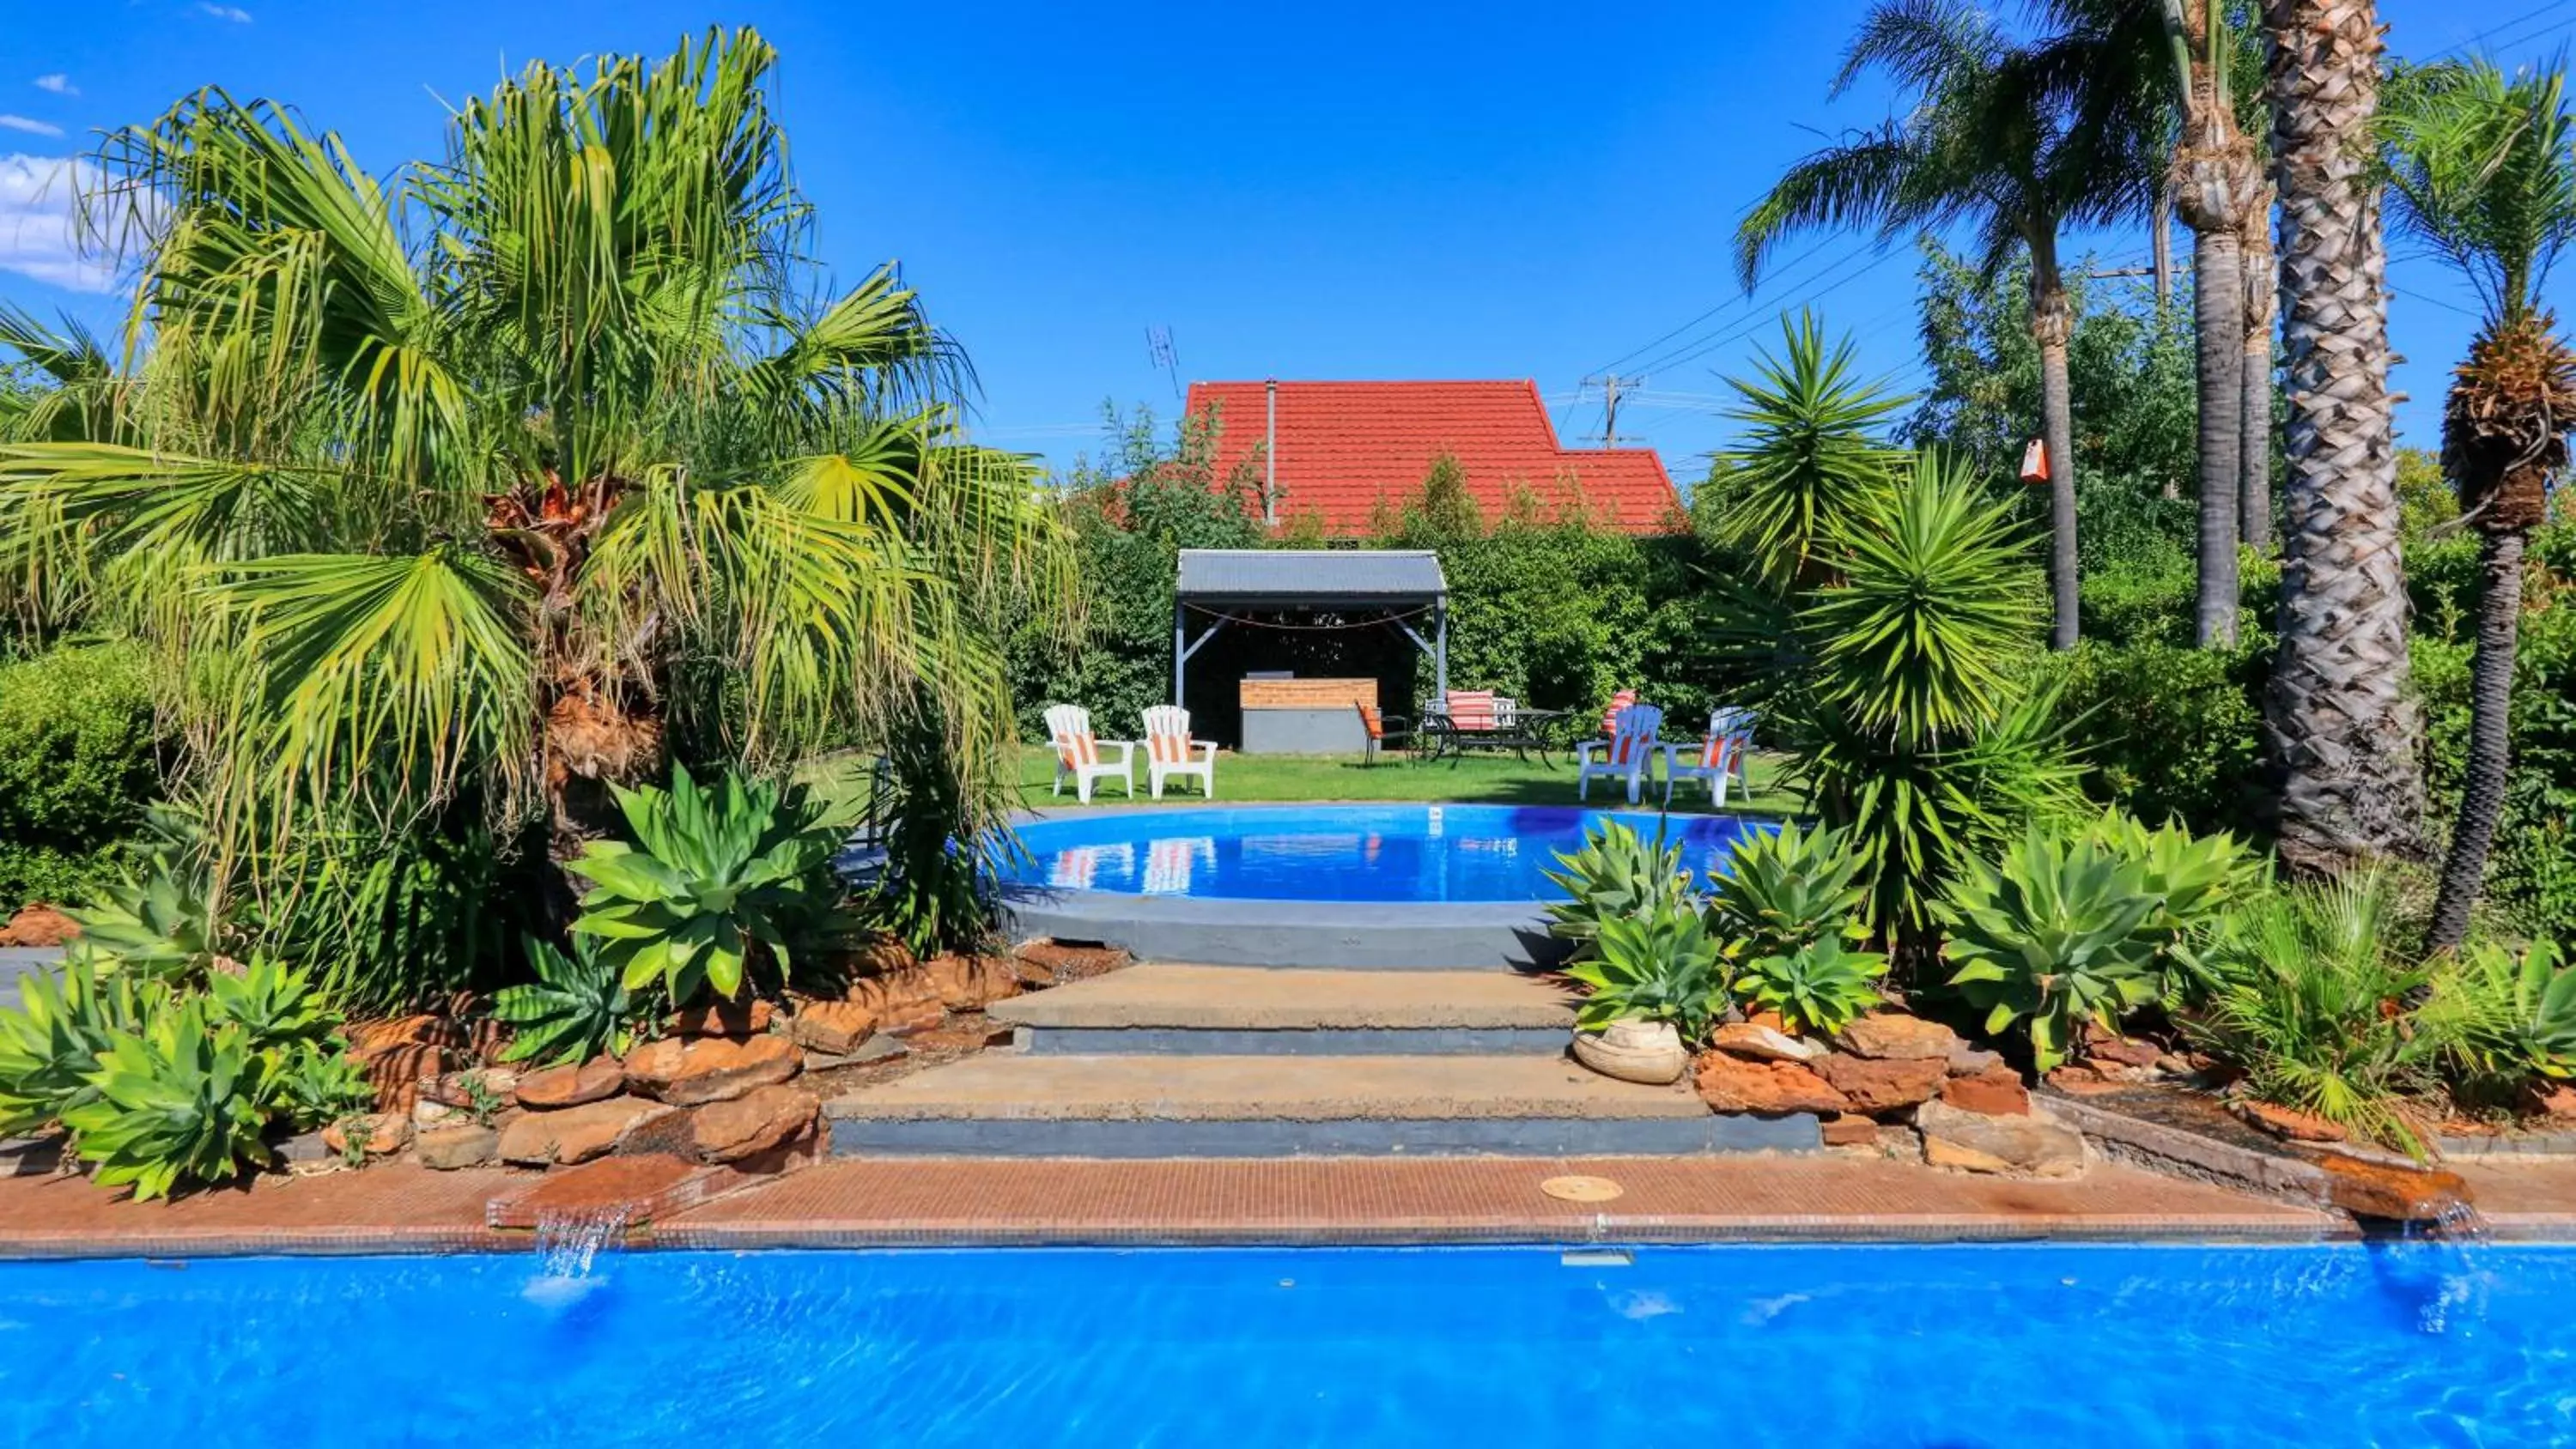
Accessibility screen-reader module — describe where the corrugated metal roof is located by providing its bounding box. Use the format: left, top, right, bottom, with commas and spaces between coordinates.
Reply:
1176, 549, 1446, 604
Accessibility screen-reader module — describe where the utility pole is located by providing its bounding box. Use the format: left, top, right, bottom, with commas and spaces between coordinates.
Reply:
1579, 373, 1645, 447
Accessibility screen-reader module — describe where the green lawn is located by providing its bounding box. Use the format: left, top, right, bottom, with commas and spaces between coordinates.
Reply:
1011, 744, 1802, 815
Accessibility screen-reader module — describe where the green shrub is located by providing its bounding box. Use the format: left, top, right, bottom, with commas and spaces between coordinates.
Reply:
2427, 937, 2576, 1087
2048, 641, 2268, 837
1734, 936, 1888, 1038
1704, 822, 1868, 961
493, 936, 641, 1067
1565, 903, 1730, 1039
0, 642, 161, 911
568, 762, 848, 1005
1543, 822, 1694, 958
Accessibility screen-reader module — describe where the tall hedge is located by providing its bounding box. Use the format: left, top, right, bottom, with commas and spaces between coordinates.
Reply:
0, 641, 163, 910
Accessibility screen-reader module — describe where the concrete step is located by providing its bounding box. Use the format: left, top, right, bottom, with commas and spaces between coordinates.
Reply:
987, 965, 1577, 1055
824, 1052, 1815, 1157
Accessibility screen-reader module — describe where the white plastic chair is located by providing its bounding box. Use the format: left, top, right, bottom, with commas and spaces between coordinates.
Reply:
1577, 702, 1663, 804
1044, 704, 1134, 804
1140, 704, 1217, 799
1664, 706, 1756, 804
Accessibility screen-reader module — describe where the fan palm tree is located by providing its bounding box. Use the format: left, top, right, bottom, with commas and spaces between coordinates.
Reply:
2257, 0, 2427, 873
2037, 0, 2269, 643
2382, 59, 2576, 947
1737, 0, 2151, 650
0, 30, 1071, 887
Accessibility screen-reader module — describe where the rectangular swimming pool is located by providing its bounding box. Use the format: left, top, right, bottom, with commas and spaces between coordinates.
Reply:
0, 1242, 2566, 1446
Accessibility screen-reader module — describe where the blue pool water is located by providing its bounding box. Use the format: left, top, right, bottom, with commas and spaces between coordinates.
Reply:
1, 1243, 2568, 1446
999, 804, 1772, 901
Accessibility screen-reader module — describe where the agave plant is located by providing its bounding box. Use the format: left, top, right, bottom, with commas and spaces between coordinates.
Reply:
568, 762, 845, 1004
1705, 822, 1869, 962
65, 860, 220, 981
2433, 936, 2576, 1083
493, 935, 641, 1067
1543, 821, 1695, 958
1940, 826, 2166, 1072
1735, 937, 1888, 1039
265, 1040, 375, 1131
203, 956, 338, 1049
0, 960, 148, 1136
2083, 809, 2269, 1003
62, 998, 276, 1202
1565, 904, 1731, 1041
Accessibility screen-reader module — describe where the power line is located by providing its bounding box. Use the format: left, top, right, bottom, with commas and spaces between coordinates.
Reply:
1627, 246, 1912, 378
1587, 236, 1880, 376
2428, 0, 2576, 59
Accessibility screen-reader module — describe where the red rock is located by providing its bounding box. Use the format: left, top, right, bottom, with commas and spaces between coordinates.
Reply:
2231, 1098, 2347, 1143
415, 1124, 499, 1170
2313, 1154, 2472, 1222
418, 1067, 519, 1109
847, 971, 945, 1035
0, 904, 78, 948
849, 937, 920, 976
1693, 1052, 1848, 1115
2044, 1064, 2127, 1096
1917, 1100, 2086, 1177
623, 1034, 802, 1106
498, 1095, 680, 1167
1745, 1009, 1789, 1034
320, 1113, 411, 1158
2530, 1084, 2576, 1122
1013, 940, 1130, 985
513, 1056, 627, 1110
789, 1000, 879, 1056
922, 955, 1022, 1010
1938, 1063, 2031, 1117
665, 997, 775, 1039
1820, 1113, 1880, 1148
1815, 1052, 1946, 1113
2088, 1037, 2164, 1068
690, 1084, 822, 1164
1835, 1013, 1961, 1062
1709, 1021, 1826, 1064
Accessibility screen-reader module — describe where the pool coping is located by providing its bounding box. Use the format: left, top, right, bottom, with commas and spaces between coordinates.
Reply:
991, 800, 1738, 967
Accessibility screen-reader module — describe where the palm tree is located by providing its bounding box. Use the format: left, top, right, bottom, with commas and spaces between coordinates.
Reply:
2240, 192, 2277, 554
2038, 0, 2268, 644
2382, 59, 2576, 946
0, 31, 1070, 888
1737, 0, 2149, 650
2257, 0, 2427, 873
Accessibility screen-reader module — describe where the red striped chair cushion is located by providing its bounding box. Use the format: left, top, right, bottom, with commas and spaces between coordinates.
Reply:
1600, 690, 1638, 734
1147, 731, 1194, 765
1444, 690, 1497, 731
1056, 732, 1097, 769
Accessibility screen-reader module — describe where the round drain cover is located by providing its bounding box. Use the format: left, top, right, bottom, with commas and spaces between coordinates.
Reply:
1540, 1174, 1624, 1203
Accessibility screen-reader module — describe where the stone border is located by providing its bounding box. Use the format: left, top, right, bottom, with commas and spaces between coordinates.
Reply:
828, 1113, 1820, 1158
2044, 1092, 2330, 1206
1018, 1026, 1571, 1056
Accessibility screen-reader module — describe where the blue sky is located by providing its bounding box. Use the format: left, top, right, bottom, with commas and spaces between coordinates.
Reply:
0, 0, 2564, 479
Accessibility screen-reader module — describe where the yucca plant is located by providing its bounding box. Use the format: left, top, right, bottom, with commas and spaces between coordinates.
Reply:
1543, 821, 1695, 959
1735, 936, 1889, 1038
568, 761, 845, 1005
1566, 903, 1731, 1040
1705, 821, 1869, 962
1708, 313, 1907, 591
1940, 826, 2166, 1071
493, 935, 641, 1067
62, 997, 276, 1202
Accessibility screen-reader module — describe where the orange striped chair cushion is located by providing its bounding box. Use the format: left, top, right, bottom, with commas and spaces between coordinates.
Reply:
1055, 732, 1097, 769
1147, 731, 1194, 765
1599, 690, 1638, 734
1444, 690, 1497, 731
1608, 731, 1647, 767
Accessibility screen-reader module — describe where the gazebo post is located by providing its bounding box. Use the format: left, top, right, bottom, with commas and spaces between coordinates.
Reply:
1435, 603, 1449, 699
1172, 600, 1185, 706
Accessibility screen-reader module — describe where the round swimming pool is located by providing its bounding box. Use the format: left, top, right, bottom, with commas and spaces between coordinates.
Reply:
999, 803, 1774, 904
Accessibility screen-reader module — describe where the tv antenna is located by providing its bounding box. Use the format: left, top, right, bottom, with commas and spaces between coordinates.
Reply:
1146, 326, 1182, 401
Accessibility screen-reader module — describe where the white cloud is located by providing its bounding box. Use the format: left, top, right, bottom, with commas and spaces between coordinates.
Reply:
32, 75, 77, 98
0, 155, 115, 293
197, 3, 252, 20
0, 116, 64, 138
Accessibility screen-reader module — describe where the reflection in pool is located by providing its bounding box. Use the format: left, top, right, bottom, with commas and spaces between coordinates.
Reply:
1000, 804, 1774, 903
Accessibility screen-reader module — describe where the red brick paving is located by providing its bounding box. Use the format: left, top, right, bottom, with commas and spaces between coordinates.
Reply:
0, 1161, 524, 1257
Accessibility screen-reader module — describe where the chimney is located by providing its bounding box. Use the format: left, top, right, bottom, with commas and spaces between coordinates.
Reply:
1264, 377, 1279, 526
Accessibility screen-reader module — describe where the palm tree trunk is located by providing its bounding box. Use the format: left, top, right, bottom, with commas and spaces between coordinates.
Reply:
2240, 203, 2278, 554
2260, 0, 2427, 872
2032, 270, 2080, 650
2192, 227, 2244, 646
2428, 530, 2524, 949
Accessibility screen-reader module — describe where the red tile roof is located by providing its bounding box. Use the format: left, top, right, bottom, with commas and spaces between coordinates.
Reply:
1182, 379, 1682, 537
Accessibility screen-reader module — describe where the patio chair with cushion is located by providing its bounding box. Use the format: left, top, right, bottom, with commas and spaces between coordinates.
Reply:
1577, 702, 1664, 803
1140, 704, 1218, 799
1043, 703, 1135, 804
1663, 715, 1753, 805
1357, 704, 1416, 765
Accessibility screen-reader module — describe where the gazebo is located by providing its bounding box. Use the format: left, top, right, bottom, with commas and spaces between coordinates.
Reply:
1173, 549, 1449, 752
